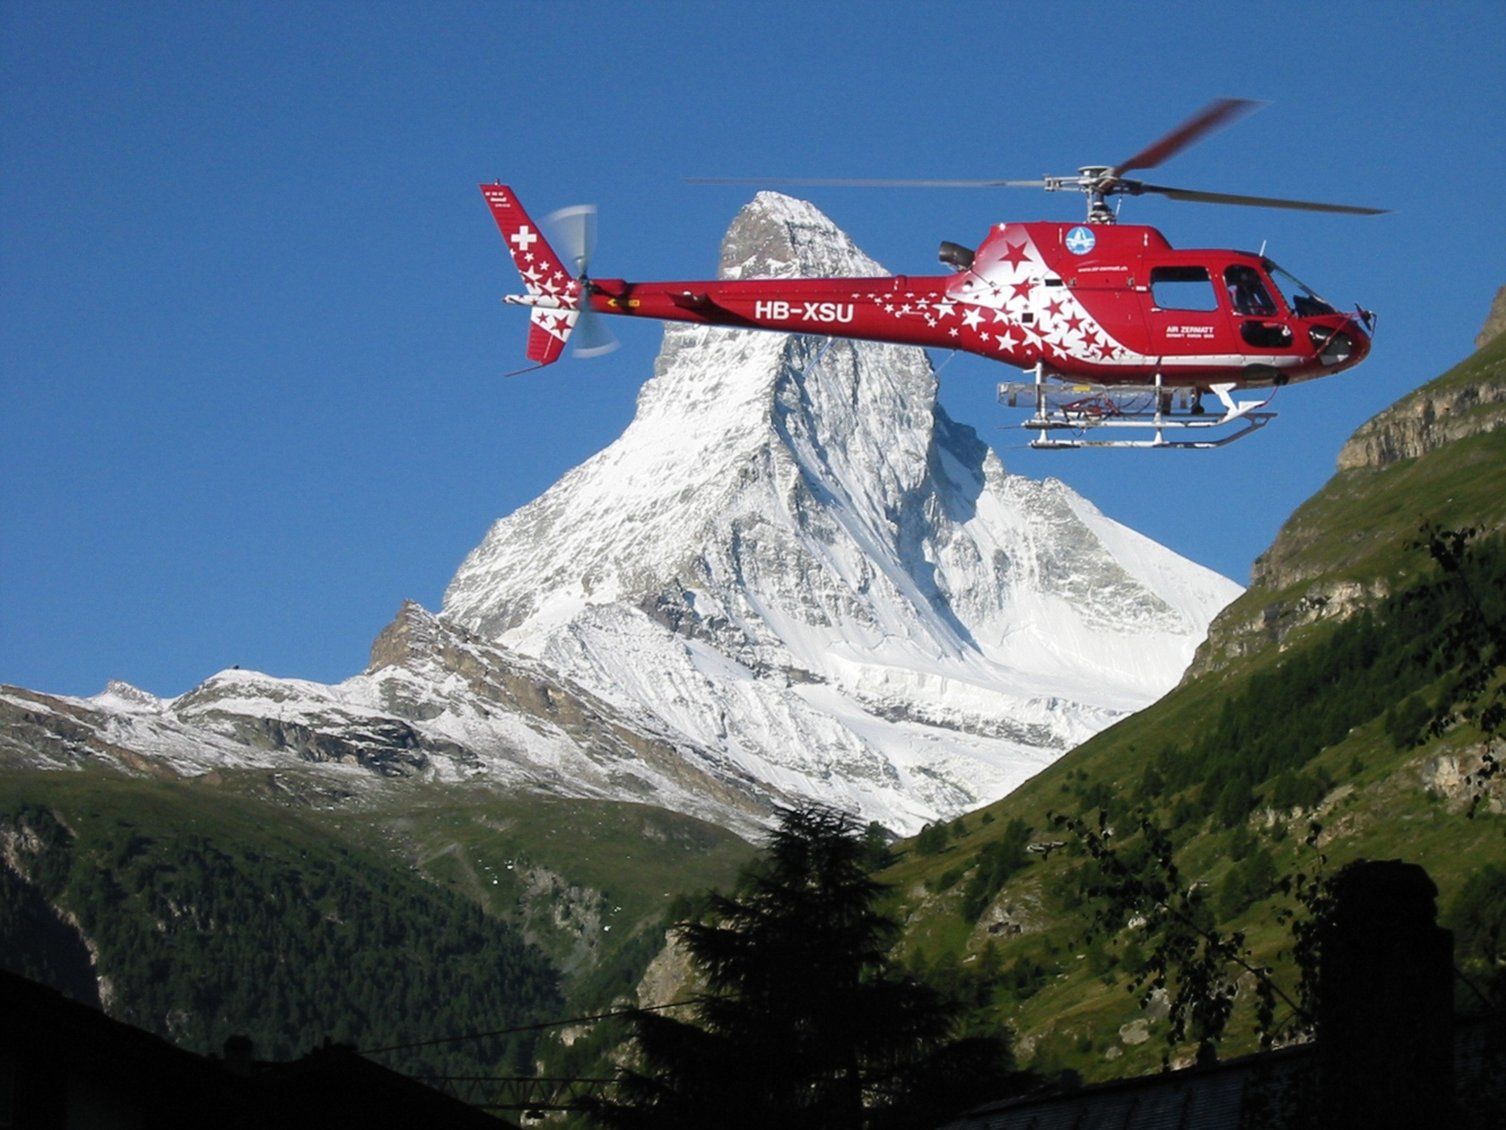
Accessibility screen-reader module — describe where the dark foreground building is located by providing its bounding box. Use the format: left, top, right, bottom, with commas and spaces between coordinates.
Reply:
941, 1014, 1503, 1129
0, 970, 510, 1129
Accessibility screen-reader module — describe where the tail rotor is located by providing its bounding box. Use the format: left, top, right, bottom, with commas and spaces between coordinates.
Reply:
546, 204, 618, 359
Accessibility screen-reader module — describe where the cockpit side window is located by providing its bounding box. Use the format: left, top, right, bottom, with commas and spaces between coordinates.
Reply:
1265, 261, 1338, 318
1224, 265, 1279, 316
1149, 266, 1219, 311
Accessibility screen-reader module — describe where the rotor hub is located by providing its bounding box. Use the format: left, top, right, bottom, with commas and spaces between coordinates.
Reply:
1080, 166, 1123, 224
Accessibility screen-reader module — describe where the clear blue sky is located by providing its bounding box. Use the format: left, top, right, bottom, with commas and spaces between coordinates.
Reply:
3, 2, 1502, 698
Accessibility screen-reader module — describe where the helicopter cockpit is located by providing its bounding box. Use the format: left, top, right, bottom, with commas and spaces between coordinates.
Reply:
1262, 259, 1372, 368
1224, 265, 1279, 316
1263, 261, 1338, 318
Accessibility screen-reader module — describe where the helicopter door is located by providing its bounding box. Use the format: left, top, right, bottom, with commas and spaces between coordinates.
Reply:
1058, 269, 1145, 358
1145, 265, 1229, 357
1224, 265, 1293, 350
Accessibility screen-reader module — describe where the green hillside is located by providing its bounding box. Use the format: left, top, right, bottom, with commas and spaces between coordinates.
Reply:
4, 335, 1501, 1098
0, 767, 752, 1077
882, 332, 1506, 1081
341, 784, 755, 1002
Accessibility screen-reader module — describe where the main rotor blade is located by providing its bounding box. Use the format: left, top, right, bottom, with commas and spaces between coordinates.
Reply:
1112, 98, 1263, 178
1134, 182, 1388, 215
545, 204, 597, 277
687, 177, 1047, 189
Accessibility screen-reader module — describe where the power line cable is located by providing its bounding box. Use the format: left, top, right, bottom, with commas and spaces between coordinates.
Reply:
360, 997, 702, 1056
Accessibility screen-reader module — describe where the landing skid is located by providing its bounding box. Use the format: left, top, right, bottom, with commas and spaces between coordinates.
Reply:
998, 365, 1277, 449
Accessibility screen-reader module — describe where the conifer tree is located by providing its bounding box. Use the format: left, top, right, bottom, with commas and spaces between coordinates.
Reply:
592, 803, 1018, 1129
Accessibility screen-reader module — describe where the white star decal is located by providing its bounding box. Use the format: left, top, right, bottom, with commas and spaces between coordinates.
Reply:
961, 307, 984, 330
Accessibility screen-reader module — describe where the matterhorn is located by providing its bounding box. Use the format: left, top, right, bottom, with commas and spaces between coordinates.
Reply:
1, 193, 1238, 835
441, 192, 1239, 830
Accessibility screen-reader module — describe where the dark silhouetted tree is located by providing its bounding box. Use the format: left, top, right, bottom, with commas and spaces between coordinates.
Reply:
591, 803, 1020, 1130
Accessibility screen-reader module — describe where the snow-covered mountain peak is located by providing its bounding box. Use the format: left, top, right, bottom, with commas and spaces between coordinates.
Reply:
718, 191, 884, 281
8, 198, 1237, 834
446, 195, 938, 644
89, 680, 165, 713
439, 196, 1241, 830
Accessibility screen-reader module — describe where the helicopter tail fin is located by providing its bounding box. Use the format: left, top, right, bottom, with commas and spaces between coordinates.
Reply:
480, 183, 580, 366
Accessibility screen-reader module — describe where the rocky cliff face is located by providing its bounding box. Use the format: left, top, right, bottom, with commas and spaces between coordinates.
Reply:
1477, 285, 1506, 351
1333, 354, 1506, 475
1331, 285, 1506, 477
1187, 287, 1506, 678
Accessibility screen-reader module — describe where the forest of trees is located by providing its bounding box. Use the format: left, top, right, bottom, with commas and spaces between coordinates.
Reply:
0, 799, 563, 1078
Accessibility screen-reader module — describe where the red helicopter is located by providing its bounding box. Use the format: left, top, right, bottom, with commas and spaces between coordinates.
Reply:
483, 100, 1383, 448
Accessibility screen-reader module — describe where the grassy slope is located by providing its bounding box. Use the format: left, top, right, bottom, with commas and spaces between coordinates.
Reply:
882, 334, 1506, 1080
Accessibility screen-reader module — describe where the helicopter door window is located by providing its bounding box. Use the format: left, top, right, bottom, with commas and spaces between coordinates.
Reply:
1265, 262, 1338, 318
1226, 264, 1291, 348
1224, 266, 1278, 315
1149, 266, 1219, 311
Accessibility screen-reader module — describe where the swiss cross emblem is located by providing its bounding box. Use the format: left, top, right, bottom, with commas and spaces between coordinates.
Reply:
510, 225, 538, 252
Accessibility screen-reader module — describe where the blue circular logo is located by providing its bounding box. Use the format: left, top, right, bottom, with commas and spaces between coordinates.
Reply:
1065, 226, 1096, 255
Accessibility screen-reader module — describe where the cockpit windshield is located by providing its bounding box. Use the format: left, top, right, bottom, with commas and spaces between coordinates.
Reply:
1264, 261, 1337, 318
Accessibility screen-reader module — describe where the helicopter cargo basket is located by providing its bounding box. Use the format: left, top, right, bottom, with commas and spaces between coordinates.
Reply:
1000, 364, 1277, 450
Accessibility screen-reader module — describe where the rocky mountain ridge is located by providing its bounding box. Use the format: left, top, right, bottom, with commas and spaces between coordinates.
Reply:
1188, 295, 1506, 677
1, 602, 775, 834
